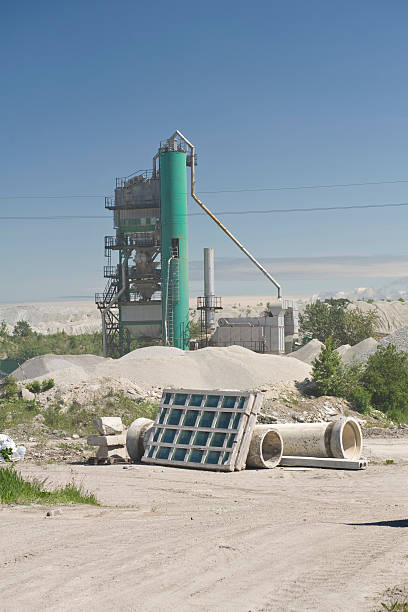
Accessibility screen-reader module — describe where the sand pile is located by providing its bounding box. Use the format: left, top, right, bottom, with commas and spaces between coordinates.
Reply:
12, 345, 311, 404
14, 355, 106, 381
289, 339, 324, 365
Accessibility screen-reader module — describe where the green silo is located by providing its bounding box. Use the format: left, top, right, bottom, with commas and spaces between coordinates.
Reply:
160, 148, 190, 349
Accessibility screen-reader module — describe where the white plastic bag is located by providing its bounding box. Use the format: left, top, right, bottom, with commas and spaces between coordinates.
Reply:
0, 434, 26, 462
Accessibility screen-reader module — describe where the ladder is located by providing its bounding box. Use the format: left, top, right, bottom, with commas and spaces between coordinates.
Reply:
166, 255, 179, 345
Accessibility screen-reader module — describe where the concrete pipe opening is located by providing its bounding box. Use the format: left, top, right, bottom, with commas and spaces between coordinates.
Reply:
126, 418, 154, 462
330, 418, 362, 460
247, 427, 283, 469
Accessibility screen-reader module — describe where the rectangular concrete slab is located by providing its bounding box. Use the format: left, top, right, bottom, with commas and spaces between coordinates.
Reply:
87, 433, 126, 447
280, 456, 368, 470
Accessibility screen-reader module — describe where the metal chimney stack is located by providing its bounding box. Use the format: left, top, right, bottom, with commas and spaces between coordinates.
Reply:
204, 247, 216, 334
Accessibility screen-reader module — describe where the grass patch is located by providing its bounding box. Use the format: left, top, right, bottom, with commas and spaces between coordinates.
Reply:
0, 466, 99, 505
0, 395, 40, 427
43, 393, 158, 435
0, 383, 158, 436
381, 602, 408, 611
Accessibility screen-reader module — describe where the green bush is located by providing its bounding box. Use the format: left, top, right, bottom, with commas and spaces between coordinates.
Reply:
13, 320, 33, 337
1, 375, 18, 398
311, 340, 408, 423
26, 380, 42, 394
350, 386, 372, 413
312, 337, 343, 396
362, 345, 408, 418
41, 378, 55, 391
0, 395, 39, 427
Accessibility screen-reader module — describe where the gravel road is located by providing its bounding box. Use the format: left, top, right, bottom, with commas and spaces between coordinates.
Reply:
1, 446, 408, 611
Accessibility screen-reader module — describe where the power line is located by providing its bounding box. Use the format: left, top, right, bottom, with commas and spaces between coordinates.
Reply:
199, 178, 408, 194
188, 200, 408, 216
2, 177, 408, 199
0, 215, 109, 220
0, 195, 104, 199
1, 200, 408, 221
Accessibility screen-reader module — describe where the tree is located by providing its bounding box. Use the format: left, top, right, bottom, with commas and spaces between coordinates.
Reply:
13, 320, 33, 337
311, 337, 343, 396
362, 344, 408, 418
300, 299, 378, 346
0, 321, 8, 338
344, 308, 379, 346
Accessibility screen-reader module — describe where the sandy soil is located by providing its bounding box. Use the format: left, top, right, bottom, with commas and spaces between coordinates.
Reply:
1, 440, 408, 612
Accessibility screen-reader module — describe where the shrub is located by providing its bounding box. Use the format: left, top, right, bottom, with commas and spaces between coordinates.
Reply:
1, 375, 18, 398
26, 380, 42, 394
350, 386, 372, 413
362, 344, 408, 418
41, 378, 55, 391
312, 337, 343, 396
13, 320, 33, 337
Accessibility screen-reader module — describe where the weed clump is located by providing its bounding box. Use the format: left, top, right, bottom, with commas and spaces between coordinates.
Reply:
0, 467, 99, 505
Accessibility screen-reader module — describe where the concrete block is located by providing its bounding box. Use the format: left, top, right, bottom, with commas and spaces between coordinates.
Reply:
96, 445, 128, 460
22, 388, 35, 401
93, 416, 123, 435
87, 433, 126, 447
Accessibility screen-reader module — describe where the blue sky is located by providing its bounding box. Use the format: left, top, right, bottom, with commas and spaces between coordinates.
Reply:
1, 0, 408, 301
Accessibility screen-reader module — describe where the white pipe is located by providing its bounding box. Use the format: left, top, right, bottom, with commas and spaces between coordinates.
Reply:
152, 152, 159, 178
168, 130, 282, 299
254, 418, 363, 460
101, 260, 127, 358
246, 426, 283, 469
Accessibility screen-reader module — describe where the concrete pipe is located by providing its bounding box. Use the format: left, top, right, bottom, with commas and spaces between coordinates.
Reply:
255, 418, 362, 460
126, 418, 154, 462
246, 426, 283, 469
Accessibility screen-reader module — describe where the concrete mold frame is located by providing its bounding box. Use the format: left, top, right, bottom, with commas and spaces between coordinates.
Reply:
142, 388, 263, 471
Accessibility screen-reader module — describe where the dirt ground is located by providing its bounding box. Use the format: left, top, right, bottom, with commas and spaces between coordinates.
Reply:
1, 440, 408, 612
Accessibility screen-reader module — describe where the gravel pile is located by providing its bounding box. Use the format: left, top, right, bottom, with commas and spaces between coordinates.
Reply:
341, 338, 379, 364
289, 339, 324, 365
380, 326, 408, 353
0, 301, 101, 335
12, 345, 312, 403
348, 300, 408, 335
335, 344, 351, 357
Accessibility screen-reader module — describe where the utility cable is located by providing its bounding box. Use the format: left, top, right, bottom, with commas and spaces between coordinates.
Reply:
2, 199, 408, 220
2, 177, 408, 199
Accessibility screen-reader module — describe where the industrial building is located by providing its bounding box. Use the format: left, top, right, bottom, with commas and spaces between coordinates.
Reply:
210, 301, 299, 354
96, 130, 289, 358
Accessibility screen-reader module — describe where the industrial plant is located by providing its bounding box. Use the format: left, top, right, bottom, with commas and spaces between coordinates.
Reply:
96, 131, 298, 358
